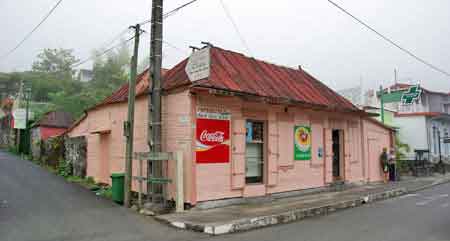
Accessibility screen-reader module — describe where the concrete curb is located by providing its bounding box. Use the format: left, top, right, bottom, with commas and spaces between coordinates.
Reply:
156, 177, 450, 235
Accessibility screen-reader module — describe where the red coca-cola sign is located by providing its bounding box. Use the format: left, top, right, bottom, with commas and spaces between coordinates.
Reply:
196, 118, 230, 164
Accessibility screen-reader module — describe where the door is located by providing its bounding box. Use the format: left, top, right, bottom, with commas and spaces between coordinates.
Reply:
332, 129, 342, 180
245, 120, 264, 184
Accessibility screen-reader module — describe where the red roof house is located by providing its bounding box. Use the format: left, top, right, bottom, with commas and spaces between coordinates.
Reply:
68, 46, 394, 206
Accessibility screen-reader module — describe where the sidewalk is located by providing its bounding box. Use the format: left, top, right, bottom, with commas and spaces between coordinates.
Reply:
156, 174, 450, 235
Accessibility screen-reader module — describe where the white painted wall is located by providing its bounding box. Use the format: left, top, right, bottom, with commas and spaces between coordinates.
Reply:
394, 115, 428, 158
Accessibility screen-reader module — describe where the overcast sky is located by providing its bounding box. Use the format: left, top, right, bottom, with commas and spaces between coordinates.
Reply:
1, 0, 449, 92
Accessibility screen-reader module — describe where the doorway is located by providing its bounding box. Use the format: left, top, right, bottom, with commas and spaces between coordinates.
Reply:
245, 120, 265, 184
332, 129, 343, 180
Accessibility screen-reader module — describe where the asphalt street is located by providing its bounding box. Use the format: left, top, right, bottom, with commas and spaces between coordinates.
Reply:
1, 149, 450, 241
212, 182, 450, 241
0, 150, 205, 241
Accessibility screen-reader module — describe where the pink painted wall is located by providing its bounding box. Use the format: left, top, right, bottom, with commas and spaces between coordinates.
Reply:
193, 93, 392, 202
68, 89, 393, 205
68, 90, 195, 203
40, 126, 67, 140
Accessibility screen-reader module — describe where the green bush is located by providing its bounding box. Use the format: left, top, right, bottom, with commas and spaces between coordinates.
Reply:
8, 146, 19, 154
395, 135, 411, 173
57, 159, 72, 177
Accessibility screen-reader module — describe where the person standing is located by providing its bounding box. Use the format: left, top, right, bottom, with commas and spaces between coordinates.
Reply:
380, 148, 389, 183
388, 149, 396, 181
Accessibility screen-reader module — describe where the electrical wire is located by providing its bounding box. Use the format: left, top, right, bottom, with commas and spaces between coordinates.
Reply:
218, 0, 253, 56
72, 35, 136, 68
0, 0, 64, 60
139, 0, 199, 25
328, 0, 450, 78
73, 0, 199, 68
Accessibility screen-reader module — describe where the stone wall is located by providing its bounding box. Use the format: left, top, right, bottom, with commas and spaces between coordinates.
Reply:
41, 136, 65, 167
64, 136, 87, 177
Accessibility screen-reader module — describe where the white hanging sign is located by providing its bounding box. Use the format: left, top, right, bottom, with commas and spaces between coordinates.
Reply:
13, 108, 26, 129
185, 47, 210, 82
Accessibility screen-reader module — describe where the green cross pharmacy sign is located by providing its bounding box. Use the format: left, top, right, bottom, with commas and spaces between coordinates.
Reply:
401, 85, 422, 105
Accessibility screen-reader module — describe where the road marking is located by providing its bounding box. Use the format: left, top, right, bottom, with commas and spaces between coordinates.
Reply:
416, 194, 449, 206
441, 202, 449, 208
397, 194, 420, 199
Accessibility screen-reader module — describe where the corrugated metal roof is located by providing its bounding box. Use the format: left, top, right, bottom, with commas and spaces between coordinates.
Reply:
34, 111, 74, 128
92, 68, 169, 109
163, 46, 358, 111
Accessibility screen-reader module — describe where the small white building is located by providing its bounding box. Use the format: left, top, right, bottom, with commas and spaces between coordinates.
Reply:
76, 69, 93, 82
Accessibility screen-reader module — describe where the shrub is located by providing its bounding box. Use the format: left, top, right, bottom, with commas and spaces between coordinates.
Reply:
57, 158, 72, 177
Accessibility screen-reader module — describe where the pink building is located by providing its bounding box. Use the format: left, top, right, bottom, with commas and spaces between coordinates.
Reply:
68, 46, 394, 206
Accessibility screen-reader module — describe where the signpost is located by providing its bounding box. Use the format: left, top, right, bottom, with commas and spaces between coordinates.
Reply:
12, 108, 26, 129
185, 47, 210, 82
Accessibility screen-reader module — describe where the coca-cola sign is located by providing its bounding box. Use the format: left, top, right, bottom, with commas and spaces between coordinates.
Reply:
200, 131, 225, 143
196, 117, 230, 164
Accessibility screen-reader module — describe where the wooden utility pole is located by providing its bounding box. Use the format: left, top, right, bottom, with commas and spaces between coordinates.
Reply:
148, 0, 164, 202
124, 24, 141, 207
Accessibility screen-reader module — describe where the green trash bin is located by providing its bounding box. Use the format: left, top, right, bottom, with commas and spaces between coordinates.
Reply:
110, 173, 125, 204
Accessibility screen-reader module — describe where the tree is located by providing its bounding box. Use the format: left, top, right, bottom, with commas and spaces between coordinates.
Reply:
90, 41, 130, 93
32, 48, 78, 76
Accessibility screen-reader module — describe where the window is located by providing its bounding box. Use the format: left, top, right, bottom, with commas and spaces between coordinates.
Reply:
245, 121, 264, 184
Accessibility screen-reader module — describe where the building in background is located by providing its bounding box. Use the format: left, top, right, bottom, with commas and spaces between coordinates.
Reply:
31, 111, 74, 141
76, 69, 93, 82
369, 83, 450, 161
30, 111, 74, 160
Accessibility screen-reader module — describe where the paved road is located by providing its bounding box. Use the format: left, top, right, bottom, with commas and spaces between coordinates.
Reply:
2, 149, 450, 241
211, 183, 450, 241
0, 150, 206, 241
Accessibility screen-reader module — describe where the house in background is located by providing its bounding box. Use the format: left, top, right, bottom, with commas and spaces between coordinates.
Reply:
76, 69, 93, 82
67, 45, 394, 207
31, 111, 74, 141
368, 83, 450, 161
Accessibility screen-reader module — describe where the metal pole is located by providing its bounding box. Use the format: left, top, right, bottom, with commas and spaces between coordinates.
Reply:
379, 85, 385, 124
148, 0, 164, 202
176, 150, 184, 212
124, 24, 140, 208
25, 86, 30, 155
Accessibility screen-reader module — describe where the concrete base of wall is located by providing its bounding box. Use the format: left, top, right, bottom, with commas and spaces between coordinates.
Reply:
193, 181, 365, 210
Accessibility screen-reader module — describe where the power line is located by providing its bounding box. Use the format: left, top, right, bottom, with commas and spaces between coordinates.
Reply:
139, 0, 199, 25
328, 0, 450, 78
98, 28, 132, 51
73, 0, 199, 68
0, 0, 64, 61
219, 0, 253, 56
72, 35, 136, 68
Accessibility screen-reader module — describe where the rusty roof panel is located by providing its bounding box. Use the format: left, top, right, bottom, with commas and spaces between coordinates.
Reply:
163, 46, 358, 111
